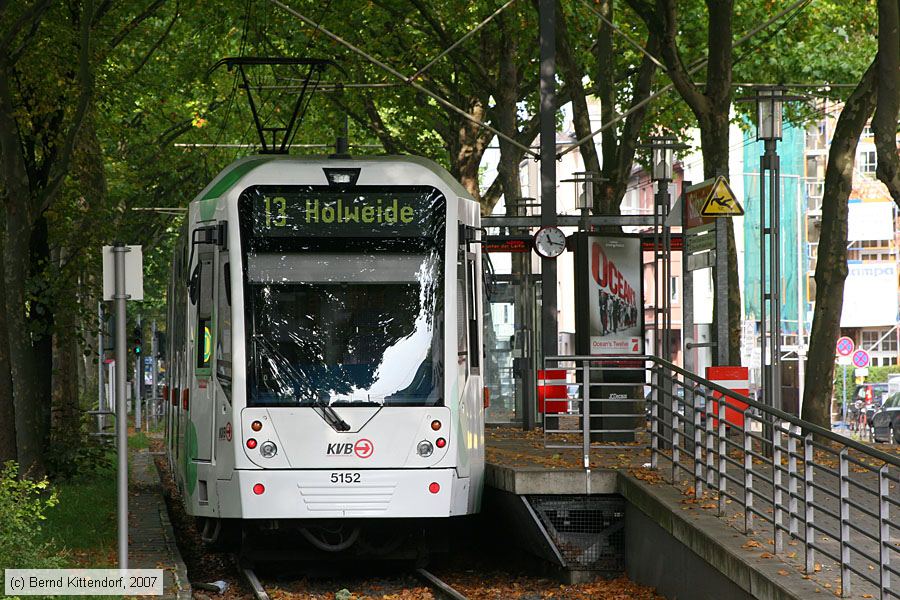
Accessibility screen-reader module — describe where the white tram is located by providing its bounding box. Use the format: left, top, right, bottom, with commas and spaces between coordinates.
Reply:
163, 155, 485, 550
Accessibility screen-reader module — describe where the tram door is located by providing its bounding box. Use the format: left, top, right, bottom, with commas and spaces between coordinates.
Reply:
190, 232, 216, 462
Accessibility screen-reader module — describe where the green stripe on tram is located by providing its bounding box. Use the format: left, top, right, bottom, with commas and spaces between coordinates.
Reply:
199, 157, 273, 220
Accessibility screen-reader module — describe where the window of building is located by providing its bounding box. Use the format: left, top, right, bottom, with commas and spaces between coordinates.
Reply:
862, 124, 873, 139
860, 150, 876, 173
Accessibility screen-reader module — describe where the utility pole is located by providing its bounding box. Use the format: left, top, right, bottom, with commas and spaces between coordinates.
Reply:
112, 242, 129, 569
151, 320, 158, 427
135, 315, 142, 431
538, 0, 557, 431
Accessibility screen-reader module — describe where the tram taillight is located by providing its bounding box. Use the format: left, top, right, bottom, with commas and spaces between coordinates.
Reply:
431, 420, 441, 431
252, 483, 265, 495
246, 438, 258, 449
428, 482, 440, 494
251, 420, 263, 431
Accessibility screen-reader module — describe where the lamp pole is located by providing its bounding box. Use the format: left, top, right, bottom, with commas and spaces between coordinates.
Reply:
642, 135, 688, 364
756, 87, 786, 413
561, 172, 605, 232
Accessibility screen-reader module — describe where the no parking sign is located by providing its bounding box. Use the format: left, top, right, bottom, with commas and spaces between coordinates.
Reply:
852, 349, 870, 369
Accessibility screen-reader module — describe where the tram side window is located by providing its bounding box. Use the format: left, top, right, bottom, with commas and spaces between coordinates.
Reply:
216, 261, 232, 399
466, 255, 480, 372
457, 248, 468, 379
194, 253, 214, 369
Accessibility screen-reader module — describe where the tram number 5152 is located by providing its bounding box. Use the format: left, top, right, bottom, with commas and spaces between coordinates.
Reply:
330, 472, 361, 484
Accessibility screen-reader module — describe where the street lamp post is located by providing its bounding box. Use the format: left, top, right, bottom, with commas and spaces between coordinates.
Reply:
755, 86, 787, 414
562, 172, 605, 232
644, 135, 688, 364
640, 135, 687, 449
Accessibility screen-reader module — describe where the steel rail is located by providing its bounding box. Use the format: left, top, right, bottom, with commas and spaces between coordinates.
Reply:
416, 568, 469, 600
238, 564, 271, 600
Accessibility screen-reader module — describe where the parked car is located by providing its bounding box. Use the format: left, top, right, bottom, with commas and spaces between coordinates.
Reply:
871, 392, 900, 444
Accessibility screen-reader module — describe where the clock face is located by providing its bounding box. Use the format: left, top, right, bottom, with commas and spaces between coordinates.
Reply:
533, 226, 567, 258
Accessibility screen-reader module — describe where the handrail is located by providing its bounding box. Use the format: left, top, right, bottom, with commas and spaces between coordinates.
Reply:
546, 354, 900, 468
543, 353, 899, 599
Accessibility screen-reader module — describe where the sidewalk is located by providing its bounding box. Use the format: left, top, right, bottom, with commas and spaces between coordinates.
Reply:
129, 449, 191, 600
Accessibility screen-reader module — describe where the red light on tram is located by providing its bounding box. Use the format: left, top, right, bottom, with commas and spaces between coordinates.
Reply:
252, 483, 265, 495
251, 420, 263, 432
436, 437, 446, 448
246, 438, 258, 449
428, 482, 440, 494
431, 420, 441, 431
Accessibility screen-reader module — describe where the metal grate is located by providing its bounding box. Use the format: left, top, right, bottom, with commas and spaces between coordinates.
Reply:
526, 495, 625, 572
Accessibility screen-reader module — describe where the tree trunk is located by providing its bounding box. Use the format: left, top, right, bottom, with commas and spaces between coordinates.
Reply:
51, 247, 81, 442
700, 113, 742, 365
0, 231, 16, 463
4, 201, 45, 475
802, 59, 878, 430
493, 11, 524, 209
556, 0, 601, 200
450, 101, 492, 204
30, 215, 53, 451
873, 0, 900, 205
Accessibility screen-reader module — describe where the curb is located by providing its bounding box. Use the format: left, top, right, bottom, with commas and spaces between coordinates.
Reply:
148, 452, 192, 600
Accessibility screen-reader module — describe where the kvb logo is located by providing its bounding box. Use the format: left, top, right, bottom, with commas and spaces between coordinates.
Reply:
325, 439, 375, 458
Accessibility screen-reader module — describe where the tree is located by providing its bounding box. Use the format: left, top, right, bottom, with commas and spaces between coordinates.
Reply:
803, 0, 897, 429
802, 62, 877, 429
873, 0, 900, 206
0, 1, 95, 473
625, 0, 741, 364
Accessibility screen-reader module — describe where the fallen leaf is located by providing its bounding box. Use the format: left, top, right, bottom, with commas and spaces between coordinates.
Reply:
778, 569, 789, 576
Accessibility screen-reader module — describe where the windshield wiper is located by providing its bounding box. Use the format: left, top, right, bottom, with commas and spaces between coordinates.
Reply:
315, 402, 352, 432
253, 335, 352, 432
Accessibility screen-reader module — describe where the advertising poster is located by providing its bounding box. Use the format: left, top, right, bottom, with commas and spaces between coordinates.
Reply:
587, 236, 643, 355
840, 262, 898, 327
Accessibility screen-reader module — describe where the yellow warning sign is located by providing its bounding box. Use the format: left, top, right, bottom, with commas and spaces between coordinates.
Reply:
699, 176, 743, 217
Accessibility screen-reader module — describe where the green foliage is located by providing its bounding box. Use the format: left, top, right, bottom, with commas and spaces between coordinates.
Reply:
38, 457, 116, 562
45, 419, 113, 482
0, 462, 63, 572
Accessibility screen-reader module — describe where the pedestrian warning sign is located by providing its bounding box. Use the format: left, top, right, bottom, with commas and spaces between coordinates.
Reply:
699, 176, 743, 217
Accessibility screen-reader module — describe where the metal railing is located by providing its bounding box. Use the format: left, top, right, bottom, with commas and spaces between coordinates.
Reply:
541, 355, 649, 469
542, 354, 900, 599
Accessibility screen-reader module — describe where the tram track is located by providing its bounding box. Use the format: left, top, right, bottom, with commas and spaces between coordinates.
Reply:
238, 558, 468, 600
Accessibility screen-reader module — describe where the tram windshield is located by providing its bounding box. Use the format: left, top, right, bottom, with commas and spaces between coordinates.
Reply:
239, 186, 445, 407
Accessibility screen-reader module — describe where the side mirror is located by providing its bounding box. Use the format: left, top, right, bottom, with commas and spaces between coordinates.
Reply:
189, 264, 201, 305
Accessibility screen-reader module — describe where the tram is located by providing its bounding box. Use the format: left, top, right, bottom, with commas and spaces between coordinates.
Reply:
163, 154, 485, 551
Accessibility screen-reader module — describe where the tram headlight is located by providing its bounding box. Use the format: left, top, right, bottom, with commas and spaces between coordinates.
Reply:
259, 441, 277, 458
417, 440, 434, 457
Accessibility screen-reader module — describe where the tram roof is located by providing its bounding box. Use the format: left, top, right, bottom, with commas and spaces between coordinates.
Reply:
192, 154, 474, 207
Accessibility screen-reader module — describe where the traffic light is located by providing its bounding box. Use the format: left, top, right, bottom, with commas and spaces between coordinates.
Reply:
132, 326, 142, 355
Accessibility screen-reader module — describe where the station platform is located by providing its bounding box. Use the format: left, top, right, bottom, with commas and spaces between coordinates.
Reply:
484, 426, 861, 599
130, 449, 192, 600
